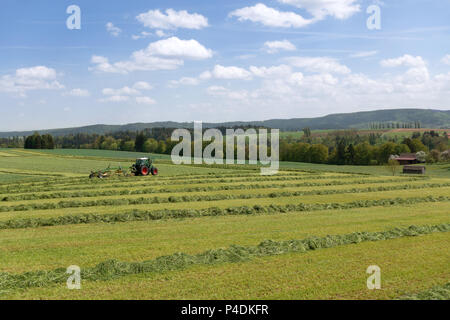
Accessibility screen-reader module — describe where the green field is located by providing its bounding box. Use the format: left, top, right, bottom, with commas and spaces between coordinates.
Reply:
0, 148, 448, 300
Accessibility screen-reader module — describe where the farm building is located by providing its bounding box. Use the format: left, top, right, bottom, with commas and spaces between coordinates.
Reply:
396, 153, 419, 165
403, 165, 426, 174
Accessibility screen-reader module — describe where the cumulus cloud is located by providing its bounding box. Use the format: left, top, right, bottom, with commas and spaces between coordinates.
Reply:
102, 82, 153, 97
380, 55, 426, 68
100, 95, 130, 103
0, 66, 64, 95
106, 22, 122, 37
207, 86, 249, 100
278, 0, 361, 20
145, 37, 213, 59
136, 96, 157, 105
212, 65, 253, 80
137, 9, 208, 30
133, 81, 153, 91
349, 51, 378, 58
169, 77, 200, 87
132, 31, 152, 40
66, 88, 90, 97
229, 3, 313, 28
285, 56, 351, 74
90, 37, 212, 74
264, 40, 296, 53
249, 65, 292, 78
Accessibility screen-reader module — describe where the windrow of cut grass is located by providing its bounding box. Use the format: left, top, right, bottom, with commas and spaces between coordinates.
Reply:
2, 201, 449, 274
0, 174, 428, 195
0, 223, 448, 294
0, 195, 448, 230
0, 170, 267, 190
0, 172, 316, 192
0, 177, 435, 202
397, 282, 450, 300
3, 186, 450, 222
2, 182, 450, 212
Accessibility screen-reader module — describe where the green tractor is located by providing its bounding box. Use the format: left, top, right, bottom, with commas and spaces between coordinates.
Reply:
89, 157, 158, 178
131, 158, 158, 176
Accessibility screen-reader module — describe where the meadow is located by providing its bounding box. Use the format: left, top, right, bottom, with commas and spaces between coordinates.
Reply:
0, 148, 448, 300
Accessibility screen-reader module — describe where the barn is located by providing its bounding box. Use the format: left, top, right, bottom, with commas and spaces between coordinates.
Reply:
403, 165, 426, 174
396, 153, 419, 165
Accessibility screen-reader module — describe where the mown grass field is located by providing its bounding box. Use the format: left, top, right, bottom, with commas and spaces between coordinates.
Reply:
0, 148, 448, 300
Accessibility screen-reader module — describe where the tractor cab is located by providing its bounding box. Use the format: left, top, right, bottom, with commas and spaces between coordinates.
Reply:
131, 157, 158, 176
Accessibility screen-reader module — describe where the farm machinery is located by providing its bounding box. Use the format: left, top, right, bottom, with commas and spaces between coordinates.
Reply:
89, 157, 158, 179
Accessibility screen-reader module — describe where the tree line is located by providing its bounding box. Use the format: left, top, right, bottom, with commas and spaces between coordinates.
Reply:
24, 133, 55, 149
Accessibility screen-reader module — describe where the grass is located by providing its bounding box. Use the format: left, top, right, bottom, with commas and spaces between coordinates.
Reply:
1, 202, 449, 273
4, 232, 449, 300
0, 148, 448, 300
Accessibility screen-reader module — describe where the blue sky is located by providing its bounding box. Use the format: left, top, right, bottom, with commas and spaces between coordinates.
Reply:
1, 0, 450, 131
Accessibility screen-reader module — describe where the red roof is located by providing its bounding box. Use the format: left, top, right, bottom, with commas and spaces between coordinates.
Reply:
396, 157, 416, 161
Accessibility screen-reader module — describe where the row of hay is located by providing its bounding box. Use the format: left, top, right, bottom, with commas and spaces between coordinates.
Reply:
0, 177, 428, 202
0, 171, 318, 196
1, 196, 448, 230
1, 183, 449, 212
0, 223, 448, 293
397, 282, 450, 300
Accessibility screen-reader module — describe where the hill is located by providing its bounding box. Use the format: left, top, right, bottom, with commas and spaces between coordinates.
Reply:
1, 109, 449, 138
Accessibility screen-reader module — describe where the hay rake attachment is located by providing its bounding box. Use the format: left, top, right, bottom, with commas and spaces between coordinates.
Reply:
89, 157, 158, 179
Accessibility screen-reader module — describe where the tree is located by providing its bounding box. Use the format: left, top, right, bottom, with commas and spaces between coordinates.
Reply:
386, 159, 400, 176
24, 132, 54, 149
302, 127, 312, 138
309, 144, 328, 164
134, 132, 146, 152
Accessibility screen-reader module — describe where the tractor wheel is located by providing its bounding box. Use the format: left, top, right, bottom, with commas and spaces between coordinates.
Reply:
140, 166, 149, 176
151, 167, 158, 176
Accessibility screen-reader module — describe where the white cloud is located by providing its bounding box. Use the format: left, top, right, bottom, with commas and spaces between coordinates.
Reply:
278, 0, 361, 20
102, 82, 153, 97
136, 96, 157, 105
106, 22, 122, 37
90, 37, 212, 74
286, 56, 351, 74
199, 71, 212, 80
133, 81, 153, 91
169, 77, 200, 87
229, 3, 313, 28
0, 66, 64, 95
380, 55, 426, 68
132, 31, 152, 40
137, 9, 208, 30
264, 40, 296, 53
100, 95, 130, 103
66, 88, 90, 97
102, 86, 141, 96
250, 65, 292, 78
156, 30, 169, 37
145, 37, 213, 59
349, 51, 378, 58
207, 86, 249, 100
441, 54, 450, 65
212, 65, 253, 80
